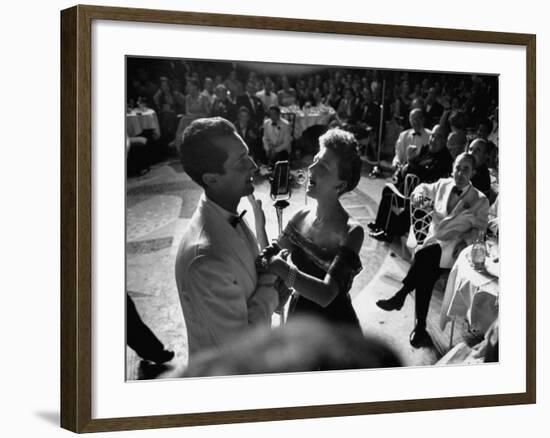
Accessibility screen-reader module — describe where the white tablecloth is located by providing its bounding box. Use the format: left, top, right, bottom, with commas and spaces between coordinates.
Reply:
126, 108, 161, 138
439, 245, 499, 335
280, 105, 336, 138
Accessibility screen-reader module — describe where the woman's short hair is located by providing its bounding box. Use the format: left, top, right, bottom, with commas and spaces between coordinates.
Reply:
179, 117, 236, 188
318, 128, 362, 194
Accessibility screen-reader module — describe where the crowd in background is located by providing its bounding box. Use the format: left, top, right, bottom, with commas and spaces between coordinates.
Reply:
126, 58, 502, 373
126, 58, 499, 173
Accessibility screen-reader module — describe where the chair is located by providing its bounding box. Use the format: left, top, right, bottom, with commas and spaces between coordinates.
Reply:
406, 198, 434, 252
384, 173, 420, 256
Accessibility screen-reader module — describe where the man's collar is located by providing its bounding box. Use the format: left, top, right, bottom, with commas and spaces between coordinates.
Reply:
203, 193, 239, 220
451, 183, 471, 196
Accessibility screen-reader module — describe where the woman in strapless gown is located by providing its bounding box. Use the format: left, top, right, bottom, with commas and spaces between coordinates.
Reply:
262, 128, 364, 333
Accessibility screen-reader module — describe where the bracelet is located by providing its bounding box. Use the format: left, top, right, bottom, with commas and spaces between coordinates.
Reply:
285, 264, 297, 290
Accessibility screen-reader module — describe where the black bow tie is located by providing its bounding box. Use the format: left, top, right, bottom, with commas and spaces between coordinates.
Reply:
451, 186, 463, 196
412, 131, 422, 136
229, 210, 247, 227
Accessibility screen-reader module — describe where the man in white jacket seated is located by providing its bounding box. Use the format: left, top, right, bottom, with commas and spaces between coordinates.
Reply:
376, 152, 490, 347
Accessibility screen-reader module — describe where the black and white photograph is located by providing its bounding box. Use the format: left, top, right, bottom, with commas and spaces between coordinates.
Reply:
125, 56, 500, 380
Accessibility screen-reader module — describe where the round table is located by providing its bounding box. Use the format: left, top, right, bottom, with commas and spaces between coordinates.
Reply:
280, 105, 336, 138
439, 244, 499, 337
126, 108, 161, 138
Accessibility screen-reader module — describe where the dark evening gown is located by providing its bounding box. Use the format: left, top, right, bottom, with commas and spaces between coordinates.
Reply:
281, 222, 363, 333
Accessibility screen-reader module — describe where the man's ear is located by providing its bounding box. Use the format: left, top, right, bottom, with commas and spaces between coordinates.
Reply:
336, 180, 347, 195
202, 172, 219, 188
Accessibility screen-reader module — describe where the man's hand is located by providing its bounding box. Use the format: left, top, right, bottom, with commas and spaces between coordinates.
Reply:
411, 192, 424, 207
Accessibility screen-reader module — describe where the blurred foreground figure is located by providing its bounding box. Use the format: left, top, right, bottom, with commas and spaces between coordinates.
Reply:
180, 316, 402, 377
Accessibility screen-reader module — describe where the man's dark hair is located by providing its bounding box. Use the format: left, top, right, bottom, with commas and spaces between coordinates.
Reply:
268, 105, 281, 116
319, 128, 362, 195
178, 117, 236, 188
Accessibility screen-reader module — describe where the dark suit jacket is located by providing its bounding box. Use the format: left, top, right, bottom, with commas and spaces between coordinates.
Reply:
211, 98, 237, 122
471, 164, 491, 196
400, 145, 453, 186
425, 101, 444, 128
236, 93, 265, 125
235, 121, 261, 154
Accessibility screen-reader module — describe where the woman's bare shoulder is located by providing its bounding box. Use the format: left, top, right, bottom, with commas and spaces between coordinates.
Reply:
344, 219, 364, 253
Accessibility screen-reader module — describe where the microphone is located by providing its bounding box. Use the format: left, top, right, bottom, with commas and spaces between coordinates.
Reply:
270, 160, 291, 201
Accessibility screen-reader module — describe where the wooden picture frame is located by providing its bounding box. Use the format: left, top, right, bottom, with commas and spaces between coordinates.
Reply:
61, 4, 536, 432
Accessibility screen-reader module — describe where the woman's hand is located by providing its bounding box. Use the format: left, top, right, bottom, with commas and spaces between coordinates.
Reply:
257, 241, 290, 276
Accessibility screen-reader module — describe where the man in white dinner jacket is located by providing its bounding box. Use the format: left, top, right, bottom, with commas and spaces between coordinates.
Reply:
392, 108, 431, 168
175, 117, 278, 363
377, 152, 489, 347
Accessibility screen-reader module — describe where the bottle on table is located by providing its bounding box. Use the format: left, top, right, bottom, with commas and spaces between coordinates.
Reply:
471, 229, 487, 271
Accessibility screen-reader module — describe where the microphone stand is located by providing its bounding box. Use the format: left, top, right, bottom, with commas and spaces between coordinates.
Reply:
272, 199, 290, 325
273, 199, 290, 237
369, 77, 386, 179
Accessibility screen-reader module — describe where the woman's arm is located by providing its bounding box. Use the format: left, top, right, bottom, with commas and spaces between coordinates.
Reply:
267, 225, 364, 308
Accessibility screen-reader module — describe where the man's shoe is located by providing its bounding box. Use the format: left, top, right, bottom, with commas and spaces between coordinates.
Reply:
409, 325, 430, 348
143, 349, 175, 365
367, 222, 380, 231
376, 293, 406, 311
369, 230, 393, 242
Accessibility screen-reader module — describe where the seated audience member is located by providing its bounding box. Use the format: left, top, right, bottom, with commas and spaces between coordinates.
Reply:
256, 76, 279, 111
153, 77, 185, 114
211, 84, 238, 122
185, 78, 209, 119
446, 129, 468, 160
326, 82, 342, 110
336, 88, 359, 124
178, 316, 402, 377
376, 153, 489, 347
236, 80, 265, 126
262, 106, 292, 166
424, 87, 444, 128
468, 138, 492, 197
295, 78, 309, 107
235, 106, 263, 163
369, 124, 453, 242
200, 77, 217, 113
476, 117, 498, 168
440, 109, 467, 145
392, 108, 431, 168
223, 69, 243, 99
277, 75, 297, 107
153, 77, 185, 146
360, 88, 380, 129
172, 79, 210, 149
